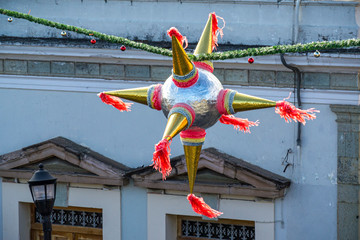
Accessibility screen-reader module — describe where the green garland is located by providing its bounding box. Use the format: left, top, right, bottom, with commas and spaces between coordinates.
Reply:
0, 8, 173, 57
1, 8, 359, 61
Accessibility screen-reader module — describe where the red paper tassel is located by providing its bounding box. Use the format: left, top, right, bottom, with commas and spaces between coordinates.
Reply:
98, 93, 132, 112
167, 27, 188, 49
210, 12, 225, 50
275, 100, 318, 124
152, 138, 172, 179
219, 114, 259, 133
187, 194, 223, 218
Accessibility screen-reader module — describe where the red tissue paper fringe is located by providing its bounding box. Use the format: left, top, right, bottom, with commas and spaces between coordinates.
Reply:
167, 27, 188, 49
152, 138, 172, 179
210, 12, 225, 50
219, 114, 259, 133
187, 194, 223, 218
98, 93, 132, 112
275, 100, 318, 124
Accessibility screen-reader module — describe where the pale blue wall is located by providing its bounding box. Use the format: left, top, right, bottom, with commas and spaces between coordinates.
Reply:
0, 88, 167, 240
0, 87, 338, 239
0, 0, 358, 45
206, 104, 337, 181
0, 88, 337, 179
0, 178, 2, 240
121, 181, 147, 240
209, 104, 338, 239
278, 184, 337, 239
0, 88, 172, 168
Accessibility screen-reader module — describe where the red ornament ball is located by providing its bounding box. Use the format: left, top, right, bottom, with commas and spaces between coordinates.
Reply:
120, 45, 126, 51
90, 39, 96, 44
248, 57, 254, 64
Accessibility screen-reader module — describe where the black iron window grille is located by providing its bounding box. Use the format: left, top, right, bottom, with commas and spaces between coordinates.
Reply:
180, 219, 255, 240
35, 208, 103, 229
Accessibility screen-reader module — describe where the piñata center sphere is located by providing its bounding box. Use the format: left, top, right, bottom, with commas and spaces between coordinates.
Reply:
161, 68, 223, 129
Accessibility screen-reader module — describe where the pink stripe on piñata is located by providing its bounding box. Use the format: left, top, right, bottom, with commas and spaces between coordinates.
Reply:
173, 103, 196, 126
194, 62, 214, 73
172, 71, 199, 88
180, 127, 206, 139
152, 84, 162, 110
216, 89, 230, 115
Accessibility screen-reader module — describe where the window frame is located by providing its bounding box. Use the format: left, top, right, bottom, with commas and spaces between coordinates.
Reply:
177, 215, 255, 240
31, 204, 103, 238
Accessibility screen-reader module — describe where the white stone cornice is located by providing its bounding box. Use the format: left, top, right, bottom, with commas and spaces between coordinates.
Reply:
0, 74, 358, 105
1, 45, 359, 73
215, 53, 360, 73
0, 45, 172, 65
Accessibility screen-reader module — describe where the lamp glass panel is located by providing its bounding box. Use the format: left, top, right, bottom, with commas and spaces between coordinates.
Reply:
45, 184, 55, 199
31, 185, 46, 201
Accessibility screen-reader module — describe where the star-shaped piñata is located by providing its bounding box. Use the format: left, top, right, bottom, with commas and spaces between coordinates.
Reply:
99, 13, 318, 218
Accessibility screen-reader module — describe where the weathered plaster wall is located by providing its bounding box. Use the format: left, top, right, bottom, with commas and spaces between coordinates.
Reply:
0, 84, 338, 239
299, 3, 358, 43
121, 181, 147, 240
0, 88, 167, 168
0, 178, 2, 240
331, 105, 360, 240
209, 104, 338, 239
356, 5, 360, 39
0, 0, 358, 45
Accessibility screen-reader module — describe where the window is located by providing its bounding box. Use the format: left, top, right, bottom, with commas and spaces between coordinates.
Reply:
177, 215, 255, 240
31, 205, 103, 240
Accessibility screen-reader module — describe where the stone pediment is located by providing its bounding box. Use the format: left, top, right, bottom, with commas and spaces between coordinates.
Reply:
130, 148, 290, 199
0, 137, 130, 186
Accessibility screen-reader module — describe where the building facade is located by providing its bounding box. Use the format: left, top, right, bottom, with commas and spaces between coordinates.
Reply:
0, 0, 359, 239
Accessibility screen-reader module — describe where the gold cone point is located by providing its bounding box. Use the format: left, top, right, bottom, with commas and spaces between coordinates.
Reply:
232, 92, 277, 113
162, 112, 189, 141
183, 144, 202, 194
172, 35, 193, 76
194, 14, 213, 55
105, 87, 149, 105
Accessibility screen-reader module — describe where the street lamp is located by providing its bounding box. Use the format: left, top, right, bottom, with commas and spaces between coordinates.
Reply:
28, 163, 57, 240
